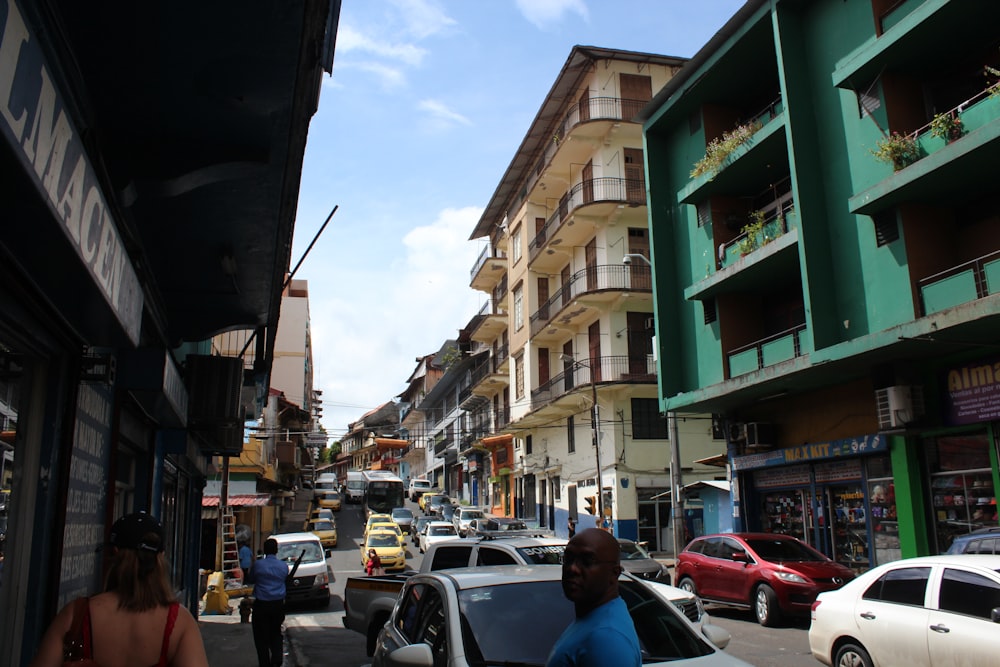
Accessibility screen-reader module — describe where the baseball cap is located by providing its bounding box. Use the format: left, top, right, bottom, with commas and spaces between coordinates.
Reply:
109, 512, 164, 553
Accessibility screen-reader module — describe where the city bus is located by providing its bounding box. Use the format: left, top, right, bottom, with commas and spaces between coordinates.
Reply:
361, 470, 405, 518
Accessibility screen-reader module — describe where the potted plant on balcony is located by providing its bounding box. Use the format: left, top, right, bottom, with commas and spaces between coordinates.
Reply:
929, 112, 964, 142
690, 121, 762, 180
871, 132, 921, 171
737, 209, 767, 256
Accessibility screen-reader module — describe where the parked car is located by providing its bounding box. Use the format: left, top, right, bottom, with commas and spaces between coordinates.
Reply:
268, 532, 331, 609
946, 525, 1000, 554
372, 566, 752, 667
391, 507, 415, 534
618, 537, 670, 582
809, 554, 1000, 667
452, 506, 485, 536
361, 529, 407, 572
411, 516, 434, 546
675, 532, 855, 626
307, 517, 338, 550
418, 521, 458, 553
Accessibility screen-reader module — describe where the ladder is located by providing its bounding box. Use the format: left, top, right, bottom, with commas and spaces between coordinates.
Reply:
220, 507, 243, 590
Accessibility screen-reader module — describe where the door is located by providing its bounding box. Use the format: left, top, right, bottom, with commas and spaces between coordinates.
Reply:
624, 148, 645, 205
538, 348, 550, 387
582, 159, 594, 204
626, 311, 652, 377
579, 87, 591, 123
627, 227, 650, 289
826, 484, 870, 571
620, 73, 652, 119
537, 276, 549, 322
585, 238, 597, 291
562, 341, 575, 392
534, 216, 546, 249
560, 264, 571, 307
588, 321, 601, 382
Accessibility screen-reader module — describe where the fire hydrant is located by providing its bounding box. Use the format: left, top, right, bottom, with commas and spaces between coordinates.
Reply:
238, 597, 254, 623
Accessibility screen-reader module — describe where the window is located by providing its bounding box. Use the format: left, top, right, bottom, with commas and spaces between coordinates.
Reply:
525, 434, 532, 455
862, 567, 929, 606
478, 548, 517, 566
696, 201, 711, 227
631, 398, 667, 439
514, 352, 524, 399
567, 416, 575, 454
938, 568, 1000, 619
511, 224, 523, 264
552, 476, 560, 501
513, 283, 524, 331
428, 546, 471, 570
703, 298, 717, 324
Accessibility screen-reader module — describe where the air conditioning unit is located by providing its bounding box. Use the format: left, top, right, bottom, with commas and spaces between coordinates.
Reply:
875, 385, 923, 430
742, 422, 774, 448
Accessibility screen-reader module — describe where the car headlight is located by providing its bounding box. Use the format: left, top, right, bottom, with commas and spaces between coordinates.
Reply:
316, 570, 328, 585
773, 571, 808, 584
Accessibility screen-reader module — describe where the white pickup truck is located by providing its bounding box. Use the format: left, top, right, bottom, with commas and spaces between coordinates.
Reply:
342, 534, 704, 656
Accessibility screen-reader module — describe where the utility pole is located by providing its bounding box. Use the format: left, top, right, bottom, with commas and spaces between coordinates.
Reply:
667, 412, 685, 556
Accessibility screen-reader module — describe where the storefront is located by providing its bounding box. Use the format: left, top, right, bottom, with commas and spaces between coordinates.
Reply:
735, 434, 896, 571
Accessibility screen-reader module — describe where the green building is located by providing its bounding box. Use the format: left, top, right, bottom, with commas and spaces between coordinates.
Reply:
642, 0, 1000, 571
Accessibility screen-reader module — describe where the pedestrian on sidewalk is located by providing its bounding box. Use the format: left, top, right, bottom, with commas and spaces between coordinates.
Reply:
248, 538, 288, 667
29, 512, 209, 667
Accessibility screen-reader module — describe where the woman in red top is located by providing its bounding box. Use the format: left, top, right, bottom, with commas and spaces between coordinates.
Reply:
30, 512, 208, 667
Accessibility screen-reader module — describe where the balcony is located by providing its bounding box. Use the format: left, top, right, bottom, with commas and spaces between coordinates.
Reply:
467, 353, 510, 398
276, 440, 300, 468
470, 244, 507, 292
530, 264, 651, 339
470, 299, 507, 344
493, 274, 509, 310
728, 324, 810, 378
919, 249, 1000, 315
530, 354, 656, 410
720, 200, 798, 269
528, 177, 646, 267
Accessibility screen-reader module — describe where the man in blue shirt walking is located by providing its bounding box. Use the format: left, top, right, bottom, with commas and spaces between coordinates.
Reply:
249, 538, 289, 667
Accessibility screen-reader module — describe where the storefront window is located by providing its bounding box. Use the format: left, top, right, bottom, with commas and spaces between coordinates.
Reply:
866, 456, 899, 565
926, 432, 998, 553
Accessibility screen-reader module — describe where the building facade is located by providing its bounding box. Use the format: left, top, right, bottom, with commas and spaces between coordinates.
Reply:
469, 46, 726, 548
643, 0, 1000, 571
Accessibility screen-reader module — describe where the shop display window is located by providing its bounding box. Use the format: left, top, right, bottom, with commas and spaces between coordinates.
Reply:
867, 455, 899, 566
762, 491, 807, 542
925, 432, 998, 553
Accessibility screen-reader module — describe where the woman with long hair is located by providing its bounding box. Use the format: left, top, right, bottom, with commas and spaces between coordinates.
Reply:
30, 512, 208, 667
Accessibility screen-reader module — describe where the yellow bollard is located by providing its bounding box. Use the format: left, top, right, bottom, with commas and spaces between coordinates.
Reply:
202, 571, 231, 615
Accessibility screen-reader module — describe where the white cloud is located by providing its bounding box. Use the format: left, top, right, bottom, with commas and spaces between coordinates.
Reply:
390, 0, 457, 40
350, 61, 408, 90
336, 24, 427, 66
515, 0, 589, 29
417, 99, 473, 127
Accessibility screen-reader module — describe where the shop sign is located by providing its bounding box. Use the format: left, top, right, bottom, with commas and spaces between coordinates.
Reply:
733, 434, 885, 471
57, 382, 113, 608
754, 464, 810, 489
0, 0, 142, 343
943, 358, 1000, 425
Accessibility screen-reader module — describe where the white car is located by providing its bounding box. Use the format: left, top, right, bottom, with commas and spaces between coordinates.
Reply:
452, 507, 486, 536
418, 521, 458, 553
809, 554, 1000, 667
373, 565, 751, 667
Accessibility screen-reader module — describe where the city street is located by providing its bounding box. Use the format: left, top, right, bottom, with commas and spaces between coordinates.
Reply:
269, 497, 818, 667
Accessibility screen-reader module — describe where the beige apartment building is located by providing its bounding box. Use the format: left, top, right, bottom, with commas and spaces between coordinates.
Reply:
468, 46, 727, 551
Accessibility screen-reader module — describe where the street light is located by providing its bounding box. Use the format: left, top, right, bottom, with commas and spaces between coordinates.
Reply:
622, 253, 652, 266
560, 353, 604, 526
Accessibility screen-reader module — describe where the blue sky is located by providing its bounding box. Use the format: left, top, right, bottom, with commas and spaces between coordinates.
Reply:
290, 0, 746, 438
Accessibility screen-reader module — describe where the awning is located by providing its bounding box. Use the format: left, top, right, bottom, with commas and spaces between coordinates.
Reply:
201, 494, 271, 507
481, 434, 513, 448
375, 437, 409, 451
694, 453, 729, 468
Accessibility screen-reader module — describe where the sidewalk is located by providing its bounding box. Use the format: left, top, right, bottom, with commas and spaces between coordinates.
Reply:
199, 600, 303, 667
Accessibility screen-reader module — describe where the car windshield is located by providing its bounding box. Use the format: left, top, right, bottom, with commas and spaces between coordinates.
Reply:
276, 541, 324, 564
369, 534, 400, 548
461, 511, 484, 521
311, 521, 334, 531
517, 544, 565, 564
430, 526, 456, 536
457, 579, 713, 664
747, 537, 827, 562
392, 509, 413, 520
619, 541, 651, 560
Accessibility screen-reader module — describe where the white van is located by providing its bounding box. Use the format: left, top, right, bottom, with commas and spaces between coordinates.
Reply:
408, 478, 432, 501
268, 532, 331, 608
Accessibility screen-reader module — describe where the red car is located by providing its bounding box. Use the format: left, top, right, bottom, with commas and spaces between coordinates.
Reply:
674, 532, 855, 626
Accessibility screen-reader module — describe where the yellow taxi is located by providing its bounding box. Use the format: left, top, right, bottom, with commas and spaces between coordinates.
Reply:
366, 520, 405, 546
418, 492, 440, 512
307, 517, 337, 550
361, 529, 406, 572
316, 489, 342, 511
363, 513, 393, 538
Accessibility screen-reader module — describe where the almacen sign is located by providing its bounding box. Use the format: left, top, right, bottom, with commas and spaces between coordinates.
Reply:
944, 358, 1000, 425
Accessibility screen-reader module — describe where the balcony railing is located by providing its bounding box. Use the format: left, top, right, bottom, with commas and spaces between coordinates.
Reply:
529, 177, 646, 261
493, 343, 509, 371
919, 249, 1000, 315
728, 324, 808, 377
531, 354, 656, 405
720, 196, 796, 268
493, 274, 508, 305
495, 406, 511, 428
530, 264, 651, 336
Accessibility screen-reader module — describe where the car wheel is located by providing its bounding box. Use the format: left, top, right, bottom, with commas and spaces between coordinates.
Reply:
834, 642, 873, 667
678, 576, 697, 596
753, 584, 781, 626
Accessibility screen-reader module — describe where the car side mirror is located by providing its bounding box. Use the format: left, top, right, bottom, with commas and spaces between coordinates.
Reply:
701, 623, 731, 650
731, 551, 749, 562
992, 607, 1000, 623
388, 643, 434, 666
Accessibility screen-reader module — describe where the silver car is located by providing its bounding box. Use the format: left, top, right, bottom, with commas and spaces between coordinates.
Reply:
374, 565, 750, 667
